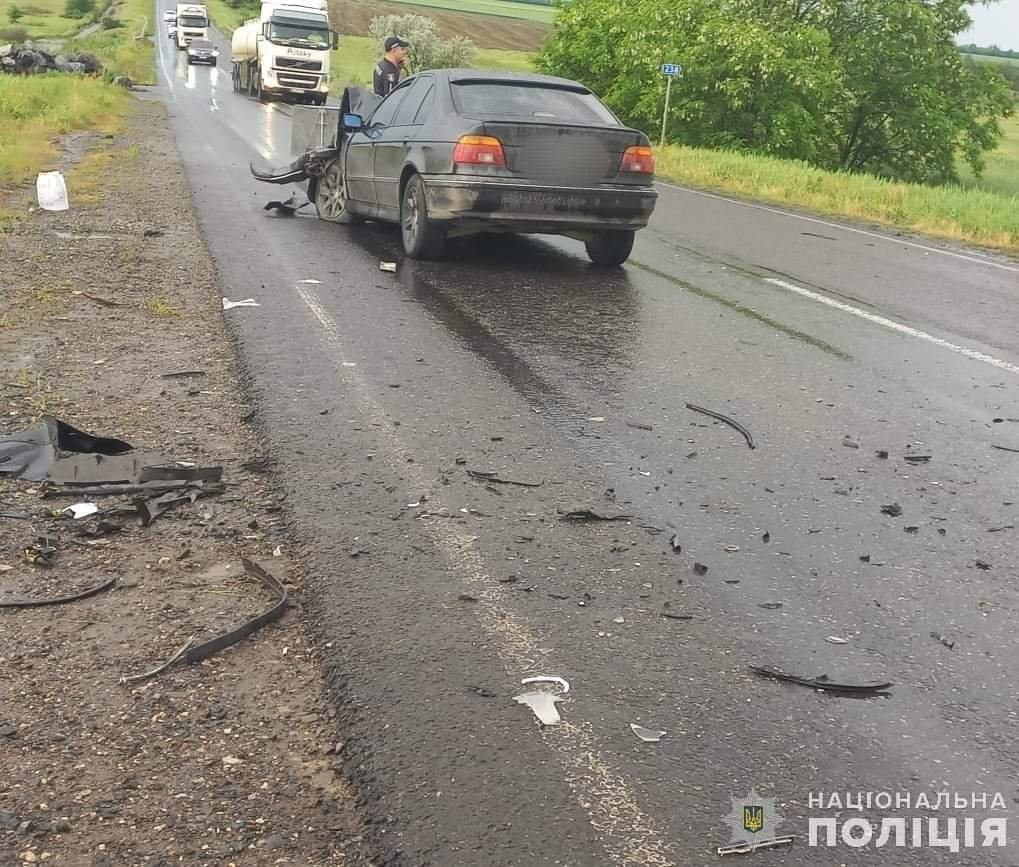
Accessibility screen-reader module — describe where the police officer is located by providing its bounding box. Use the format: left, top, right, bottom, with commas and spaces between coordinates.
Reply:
373, 36, 410, 97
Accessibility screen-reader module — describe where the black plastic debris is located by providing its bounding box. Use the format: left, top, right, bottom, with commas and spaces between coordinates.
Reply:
625, 420, 653, 432
904, 455, 932, 464
660, 612, 693, 621
758, 602, 783, 610
0, 418, 136, 483
876, 450, 889, 459
762, 531, 771, 543
263, 193, 309, 216
693, 562, 708, 576
975, 560, 991, 571
0, 505, 31, 520
991, 444, 1019, 454
930, 632, 955, 650
560, 509, 634, 522
23, 538, 57, 567
465, 469, 542, 488
669, 534, 682, 553
134, 489, 201, 527
881, 503, 903, 517
686, 403, 755, 449
904, 526, 919, 534
750, 666, 892, 696
1, 576, 116, 609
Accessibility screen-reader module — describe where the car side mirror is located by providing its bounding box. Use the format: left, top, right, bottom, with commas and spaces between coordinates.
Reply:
342, 113, 364, 131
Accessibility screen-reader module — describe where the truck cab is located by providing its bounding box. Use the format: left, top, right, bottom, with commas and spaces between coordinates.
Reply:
175, 3, 209, 49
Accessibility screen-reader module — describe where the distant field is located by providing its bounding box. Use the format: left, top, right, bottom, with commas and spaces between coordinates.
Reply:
330, 32, 532, 90
963, 52, 1019, 67
959, 112, 1019, 198
0, 0, 82, 40
375, 0, 553, 23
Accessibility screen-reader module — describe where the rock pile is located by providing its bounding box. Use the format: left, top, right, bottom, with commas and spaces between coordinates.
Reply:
0, 41, 104, 76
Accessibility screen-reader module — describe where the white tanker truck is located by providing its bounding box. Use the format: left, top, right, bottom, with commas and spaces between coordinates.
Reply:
230, 0, 336, 105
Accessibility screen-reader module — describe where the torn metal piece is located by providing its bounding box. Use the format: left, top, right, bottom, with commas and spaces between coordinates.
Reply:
0, 576, 116, 608
685, 403, 755, 450
561, 509, 634, 522
749, 666, 892, 695
465, 469, 542, 488
133, 489, 200, 527
630, 723, 666, 742
520, 675, 570, 694
184, 558, 288, 663
718, 836, 795, 856
61, 503, 99, 520
43, 481, 222, 498
222, 298, 260, 310
120, 636, 196, 685
513, 692, 563, 726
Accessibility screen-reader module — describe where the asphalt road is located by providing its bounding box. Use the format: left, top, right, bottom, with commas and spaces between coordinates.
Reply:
153, 17, 1019, 865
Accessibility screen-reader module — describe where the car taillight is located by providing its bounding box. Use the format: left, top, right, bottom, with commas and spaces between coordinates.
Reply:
620, 145, 655, 174
453, 135, 506, 167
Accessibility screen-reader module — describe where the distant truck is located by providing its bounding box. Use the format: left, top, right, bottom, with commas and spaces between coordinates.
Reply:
175, 3, 209, 49
230, 0, 335, 106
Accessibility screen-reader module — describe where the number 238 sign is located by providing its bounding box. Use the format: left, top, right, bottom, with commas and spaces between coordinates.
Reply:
661, 63, 682, 76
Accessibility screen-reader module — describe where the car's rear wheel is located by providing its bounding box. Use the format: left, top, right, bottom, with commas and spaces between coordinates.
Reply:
401, 174, 445, 260
314, 159, 361, 224
585, 229, 635, 267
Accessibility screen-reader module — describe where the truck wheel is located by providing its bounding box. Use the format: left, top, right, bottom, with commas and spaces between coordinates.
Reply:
401, 174, 446, 260
585, 229, 635, 267
313, 159, 361, 224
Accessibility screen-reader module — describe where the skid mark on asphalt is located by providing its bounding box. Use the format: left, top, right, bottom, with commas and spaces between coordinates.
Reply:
295, 284, 678, 867
765, 277, 1019, 376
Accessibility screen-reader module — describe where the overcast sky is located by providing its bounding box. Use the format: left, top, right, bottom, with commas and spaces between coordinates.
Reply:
960, 0, 1019, 50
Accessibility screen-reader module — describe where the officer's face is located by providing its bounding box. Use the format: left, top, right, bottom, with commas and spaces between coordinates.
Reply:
391, 45, 408, 63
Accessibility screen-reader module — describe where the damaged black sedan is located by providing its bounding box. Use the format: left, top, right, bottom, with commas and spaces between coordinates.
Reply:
252, 71, 658, 265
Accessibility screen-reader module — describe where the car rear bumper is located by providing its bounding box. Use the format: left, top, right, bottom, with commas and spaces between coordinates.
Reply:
420, 177, 658, 231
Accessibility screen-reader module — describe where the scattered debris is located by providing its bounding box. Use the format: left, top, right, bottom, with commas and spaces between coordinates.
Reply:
513, 691, 563, 726
298, 278, 322, 284
37, 171, 69, 211
23, 539, 57, 566
880, 503, 903, 517
0, 576, 116, 609
520, 676, 570, 694
859, 555, 871, 563
685, 403, 755, 450
723, 544, 740, 553
458, 593, 479, 603
904, 455, 932, 464
749, 666, 892, 696
60, 503, 99, 520
263, 194, 309, 216
842, 436, 860, 449
0, 506, 31, 520
824, 636, 849, 644
988, 525, 1015, 533
876, 450, 889, 459
465, 469, 542, 488
379, 262, 397, 273
78, 291, 129, 307
629, 723, 666, 743
669, 534, 682, 553
718, 836, 796, 856
975, 560, 991, 571
560, 509, 634, 522
693, 563, 708, 576
758, 602, 783, 610
762, 532, 770, 543
660, 611, 693, 621
0, 417, 133, 483
160, 370, 207, 379
904, 526, 919, 534
625, 420, 653, 431
587, 416, 606, 422
134, 488, 201, 527
467, 685, 498, 698
119, 636, 196, 685
930, 632, 955, 650
990, 444, 1019, 453
222, 298, 260, 310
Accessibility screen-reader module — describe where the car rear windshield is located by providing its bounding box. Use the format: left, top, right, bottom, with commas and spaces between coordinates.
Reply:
451, 82, 620, 126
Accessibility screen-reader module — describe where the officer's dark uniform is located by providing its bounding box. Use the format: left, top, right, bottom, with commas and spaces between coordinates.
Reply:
373, 58, 400, 97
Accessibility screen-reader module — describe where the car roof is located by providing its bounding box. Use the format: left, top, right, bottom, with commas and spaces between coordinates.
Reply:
416, 69, 594, 94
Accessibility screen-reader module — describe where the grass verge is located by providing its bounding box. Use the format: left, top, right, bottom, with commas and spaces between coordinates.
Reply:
68, 0, 157, 85
655, 142, 1019, 256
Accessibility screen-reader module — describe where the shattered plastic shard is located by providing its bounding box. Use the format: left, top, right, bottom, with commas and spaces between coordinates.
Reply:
630, 723, 666, 743
222, 298, 260, 310
520, 675, 570, 694
379, 262, 397, 273
61, 503, 99, 520
514, 692, 563, 726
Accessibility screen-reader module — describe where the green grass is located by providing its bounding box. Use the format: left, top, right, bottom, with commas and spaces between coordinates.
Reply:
204, 0, 251, 33
0, 74, 130, 188
958, 112, 1019, 198
963, 52, 1019, 67
655, 143, 1019, 256
329, 33, 532, 90
0, 0, 84, 39
68, 0, 156, 85
374, 0, 552, 23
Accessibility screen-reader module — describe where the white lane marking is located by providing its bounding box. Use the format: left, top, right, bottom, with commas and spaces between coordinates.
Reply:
764, 277, 1019, 376
657, 180, 1019, 274
295, 284, 677, 867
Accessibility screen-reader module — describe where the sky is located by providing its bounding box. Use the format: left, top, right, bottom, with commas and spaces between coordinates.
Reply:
959, 0, 1019, 50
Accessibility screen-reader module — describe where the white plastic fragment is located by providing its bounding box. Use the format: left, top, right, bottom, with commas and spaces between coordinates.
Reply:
520, 675, 570, 694
299, 278, 323, 284
630, 723, 666, 743
61, 503, 99, 520
514, 692, 563, 726
37, 171, 69, 211
825, 636, 849, 644
222, 298, 260, 310
379, 262, 397, 273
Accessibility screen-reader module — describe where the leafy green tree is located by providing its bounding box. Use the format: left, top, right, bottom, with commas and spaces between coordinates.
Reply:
8, 5, 24, 23
368, 14, 477, 72
63, 0, 95, 18
539, 0, 1014, 183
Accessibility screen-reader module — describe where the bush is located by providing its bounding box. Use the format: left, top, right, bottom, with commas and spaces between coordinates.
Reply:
7, 5, 24, 23
63, 0, 96, 18
368, 13, 477, 73
101, 15, 122, 29
0, 25, 28, 41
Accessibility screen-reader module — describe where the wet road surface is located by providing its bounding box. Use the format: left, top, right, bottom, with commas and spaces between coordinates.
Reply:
153, 16, 1019, 865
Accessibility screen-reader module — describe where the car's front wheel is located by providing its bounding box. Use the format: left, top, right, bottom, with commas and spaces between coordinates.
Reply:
401, 174, 445, 259
313, 159, 361, 224
585, 229, 636, 267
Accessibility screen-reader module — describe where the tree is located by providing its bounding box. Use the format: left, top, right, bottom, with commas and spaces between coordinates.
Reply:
64, 0, 96, 17
368, 13, 477, 73
538, 0, 1014, 183
8, 4, 24, 22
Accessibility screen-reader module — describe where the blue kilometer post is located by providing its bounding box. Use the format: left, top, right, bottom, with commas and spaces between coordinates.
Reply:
660, 63, 682, 146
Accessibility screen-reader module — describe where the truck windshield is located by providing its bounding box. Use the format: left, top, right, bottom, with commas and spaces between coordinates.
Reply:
269, 16, 329, 46
180, 14, 207, 27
